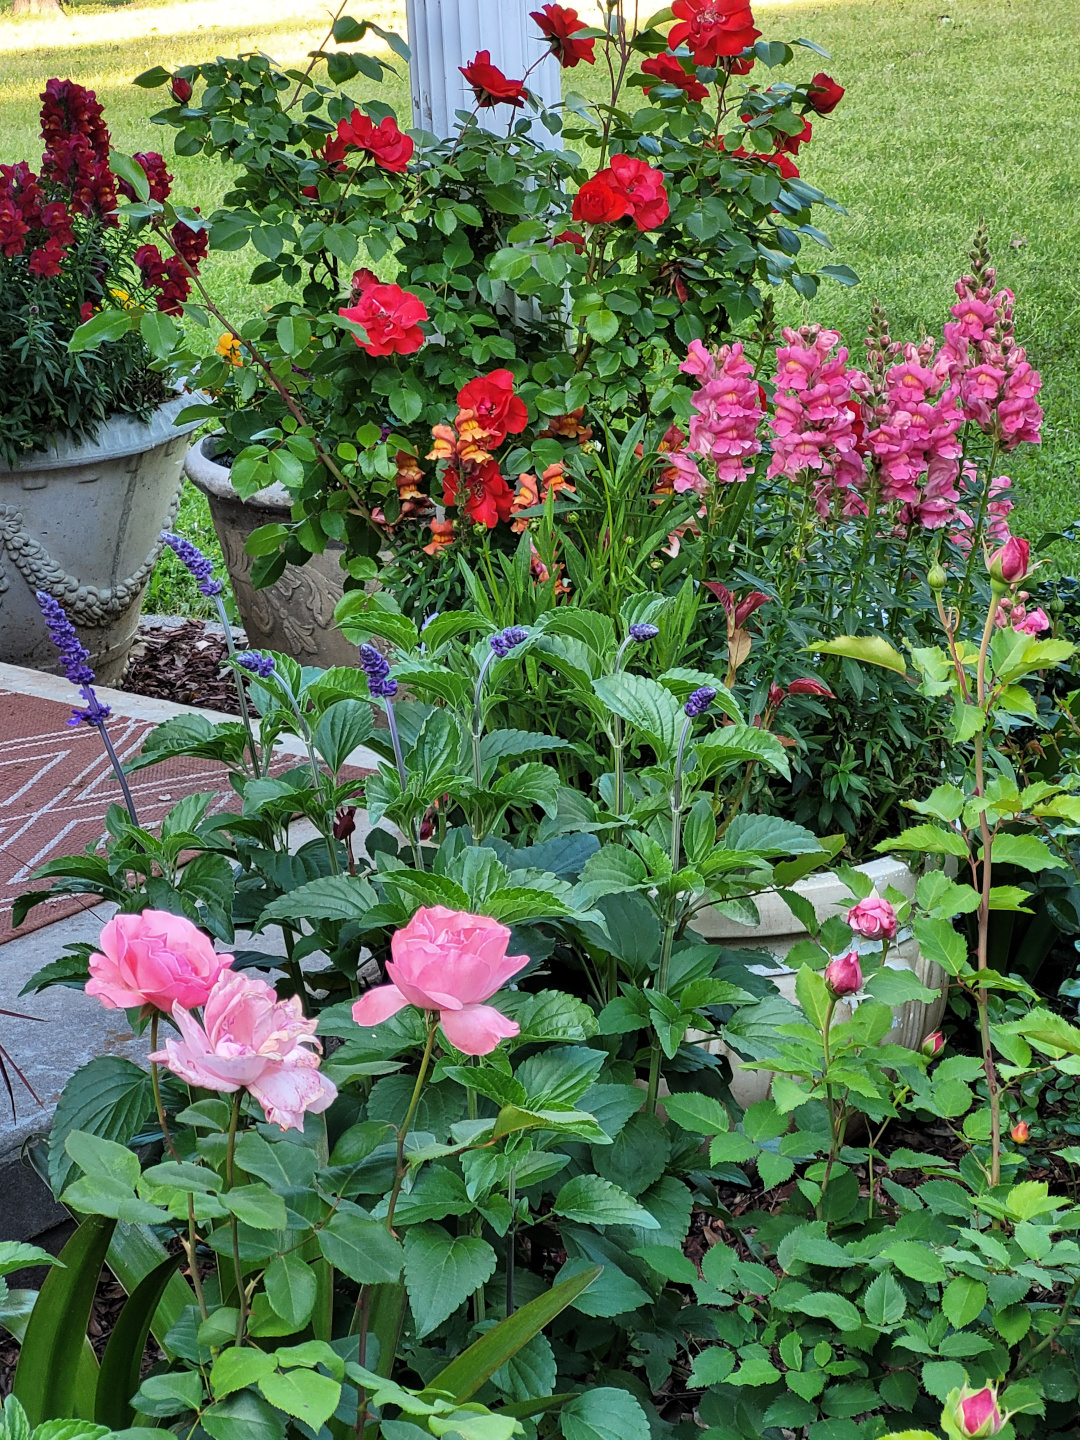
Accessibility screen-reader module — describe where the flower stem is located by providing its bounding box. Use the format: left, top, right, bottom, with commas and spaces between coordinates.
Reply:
225, 1091, 247, 1344
385, 1019, 438, 1233
213, 593, 259, 774
385, 697, 423, 870
98, 723, 140, 827
149, 1014, 180, 1161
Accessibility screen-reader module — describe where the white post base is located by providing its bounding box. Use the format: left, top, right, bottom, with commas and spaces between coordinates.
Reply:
405, 0, 563, 143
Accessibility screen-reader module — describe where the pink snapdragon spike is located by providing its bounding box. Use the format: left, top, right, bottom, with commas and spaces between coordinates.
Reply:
87, 910, 233, 1013
679, 339, 764, 484
955, 1385, 1004, 1438
846, 896, 898, 941
824, 951, 862, 997
149, 970, 337, 1131
352, 906, 529, 1055
766, 325, 865, 516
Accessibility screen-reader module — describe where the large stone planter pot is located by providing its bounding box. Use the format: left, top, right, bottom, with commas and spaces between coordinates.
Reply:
0, 394, 206, 685
184, 435, 358, 667
690, 857, 947, 1107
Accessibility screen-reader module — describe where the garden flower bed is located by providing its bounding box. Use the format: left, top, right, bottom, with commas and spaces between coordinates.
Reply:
3, 3, 1080, 1438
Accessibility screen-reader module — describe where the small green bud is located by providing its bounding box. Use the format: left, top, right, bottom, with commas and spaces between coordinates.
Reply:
927, 563, 948, 592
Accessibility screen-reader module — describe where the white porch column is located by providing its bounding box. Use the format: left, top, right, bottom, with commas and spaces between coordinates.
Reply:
404, 0, 563, 144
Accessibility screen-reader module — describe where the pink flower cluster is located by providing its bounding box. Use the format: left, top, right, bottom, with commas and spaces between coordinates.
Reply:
865, 346, 965, 518
88, 910, 336, 1131
993, 592, 1049, 636
767, 326, 864, 515
677, 339, 764, 489
948, 467, 1014, 552
941, 267, 1043, 450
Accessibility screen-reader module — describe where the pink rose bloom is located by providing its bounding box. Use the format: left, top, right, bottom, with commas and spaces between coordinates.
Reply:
149, 970, 337, 1131
87, 910, 233, 1013
846, 896, 898, 941
824, 951, 862, 997
352, 906, 529, 1055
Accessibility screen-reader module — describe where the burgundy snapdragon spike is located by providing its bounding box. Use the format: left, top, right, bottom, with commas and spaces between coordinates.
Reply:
36, 591, 140, 825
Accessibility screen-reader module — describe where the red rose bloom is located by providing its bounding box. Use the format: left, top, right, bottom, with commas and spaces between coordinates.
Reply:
806, 72, 844, 114
668, 0, 761, 66
170, 76, 193, 104
727, 54, 755, 75
776, 118, 811, 155
457, 369, 528, 445
572, 174, 631, 226
531, 4, 595, 67
608, 153, 670, 230
762, 151, 799, 179
444, 458, 515, 528
340, 283, 428, 358
641, 53, 709, 102
460, 51, 526, 108
336, 109, 414, 173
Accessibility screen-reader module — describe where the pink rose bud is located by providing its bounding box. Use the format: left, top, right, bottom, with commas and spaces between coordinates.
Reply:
352, 906, 530, 1055
921, 1030, 944, 1059
846, 896, 898, 940
955, 1386, 1004, 1438
824, 951, 862, 997
988, 535, 1029, 585
86, 910, 233, 1014
1011, 1120, 1030, 1143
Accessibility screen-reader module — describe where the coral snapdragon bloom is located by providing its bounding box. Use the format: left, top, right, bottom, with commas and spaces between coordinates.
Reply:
87, 910, 233, 1013
352, 906, 529, 1054
149, 970, 337, 1131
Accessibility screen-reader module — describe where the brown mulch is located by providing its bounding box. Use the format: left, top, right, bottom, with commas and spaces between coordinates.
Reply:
120, 618, 242, 716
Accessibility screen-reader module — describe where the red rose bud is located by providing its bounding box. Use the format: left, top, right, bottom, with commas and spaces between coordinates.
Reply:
824, 951, 862, 997
806, 72, 844, 114
553, 228, 586, 252
920, 1030, 944, 1059
988, 535, 1029, 585
460, 50, 526, 107
1010, 1120, 1030, 1143
846, 897, 898, 940
955, 1386, 1004, 1438
170, 75, 193, 104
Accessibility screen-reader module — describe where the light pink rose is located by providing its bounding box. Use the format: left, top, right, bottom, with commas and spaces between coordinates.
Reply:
846, 896, 898, 941
149, 970, 337, 1131
87, 909, 233, 1013
824, 951, 862, 997
352, 905, 529, 1055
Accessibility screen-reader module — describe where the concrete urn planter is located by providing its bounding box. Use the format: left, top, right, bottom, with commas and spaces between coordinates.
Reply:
690, 856, 947, 1107
0, 394, 205, 685
184, 435, 359, 667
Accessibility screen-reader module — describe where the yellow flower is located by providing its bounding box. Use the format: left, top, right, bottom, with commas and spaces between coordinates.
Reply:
216, 333, 243, 366
109, 287, 134, 308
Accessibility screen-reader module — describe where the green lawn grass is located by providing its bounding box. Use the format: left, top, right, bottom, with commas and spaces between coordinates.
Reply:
2, 0, 1077, 613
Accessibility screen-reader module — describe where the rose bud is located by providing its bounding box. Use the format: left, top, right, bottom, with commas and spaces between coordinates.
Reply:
824, 951, 862, 997
954, 1385, 1004, 1438
920, 1030, 944, 1059
927, 561, 947, 591
846, 897, 898, 941
1010, 1120, 1030, 1143
806, 72, 844, 114
988, 535, 1030, 586
170, 75, 193, 104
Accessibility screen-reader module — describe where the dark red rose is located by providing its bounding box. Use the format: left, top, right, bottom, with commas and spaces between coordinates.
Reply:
460, 51, 526, 107
641, 53, 709, 103
339, 283, 428, 357
553, 228, 586, 252
531, 4, 595, 67
775, 118, 811, 155
806, 72, 844, 114
336, 109, 413, 173
669, 0, 761, 66
457, 369, 528, 444
572, 174, 630, 225
608, 153, 670, 230
170, 76, 193, 104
